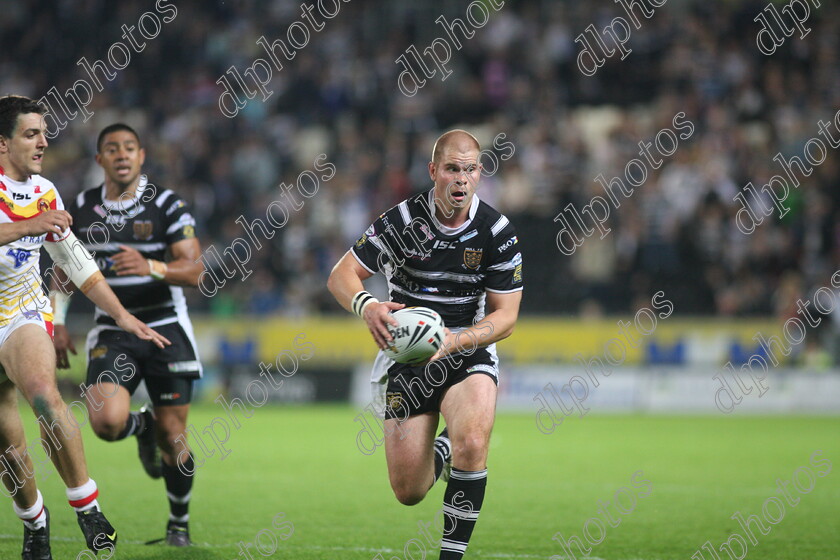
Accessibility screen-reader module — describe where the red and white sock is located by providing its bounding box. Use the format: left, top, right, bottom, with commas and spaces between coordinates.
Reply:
14, 490, 47, 530
66, 478, 100, 512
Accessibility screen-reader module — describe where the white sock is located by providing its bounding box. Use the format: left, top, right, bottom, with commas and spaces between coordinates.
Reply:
14, 490, 47, 530
170, 513, 189, 524
66, 478, 100, 512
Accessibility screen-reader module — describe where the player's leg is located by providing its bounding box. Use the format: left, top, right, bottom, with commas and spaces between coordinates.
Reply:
83, 328, 158, 476
437, 373, 497, 560
0, 325, 88, 487
0, 377, 52, 559
384, 411, 439, 505
149, 383, 194, 547
380, 358, 448, 505
0, 323, 116, 553
0, 377, 38, 507
143, 321, 200, 547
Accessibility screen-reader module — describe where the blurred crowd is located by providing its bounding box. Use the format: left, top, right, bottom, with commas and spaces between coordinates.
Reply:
3, 0, 839, 318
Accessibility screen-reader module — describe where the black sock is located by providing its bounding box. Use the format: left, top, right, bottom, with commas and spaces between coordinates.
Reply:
162, 454, 194, 524
114, 412, 144, 440
433, 437, 450, 481
440, 468, 487, 559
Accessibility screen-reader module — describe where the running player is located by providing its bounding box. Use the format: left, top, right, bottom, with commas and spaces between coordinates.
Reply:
328, 130, 523, 559
0, 96, 169, 559
52, 123, 204, 547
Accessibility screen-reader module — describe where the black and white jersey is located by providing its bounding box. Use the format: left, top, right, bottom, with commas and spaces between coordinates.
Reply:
69, 176, 197, 327
351, 189, 523, 328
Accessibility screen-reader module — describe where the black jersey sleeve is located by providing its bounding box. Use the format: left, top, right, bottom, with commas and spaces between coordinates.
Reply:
65, 191, 90, 242
351, 213, 394, 274
162, 194, 197, 245
485, 222, 523, 293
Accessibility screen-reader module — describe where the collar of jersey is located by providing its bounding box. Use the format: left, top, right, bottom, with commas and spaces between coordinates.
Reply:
426, 188, 479, 237
0, 173, 37, 188
99, 175, 148, 211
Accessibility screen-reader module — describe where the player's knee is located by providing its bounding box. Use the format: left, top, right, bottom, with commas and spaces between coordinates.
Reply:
153, 417, 187, 454
89, 417, 124, 441
155, 430, 183, 455
392, 485, 427, 506
453, 434, 489, 468
22, 381, 61, 409
24, 389, 66, 424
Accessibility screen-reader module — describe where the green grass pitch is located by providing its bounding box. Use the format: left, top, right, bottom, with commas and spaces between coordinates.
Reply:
1, 405, 837, 559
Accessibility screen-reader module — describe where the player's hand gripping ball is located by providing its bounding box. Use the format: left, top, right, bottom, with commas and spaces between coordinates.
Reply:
383, 307, 445, 364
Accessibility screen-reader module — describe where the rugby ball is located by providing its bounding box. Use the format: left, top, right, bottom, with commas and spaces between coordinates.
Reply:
383, 307, 446, 364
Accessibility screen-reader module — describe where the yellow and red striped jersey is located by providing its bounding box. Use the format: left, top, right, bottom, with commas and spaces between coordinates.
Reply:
0, 166, 65, 326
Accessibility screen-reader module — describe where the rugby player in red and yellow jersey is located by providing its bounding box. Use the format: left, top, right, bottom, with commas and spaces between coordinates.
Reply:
0, 95, 168, 559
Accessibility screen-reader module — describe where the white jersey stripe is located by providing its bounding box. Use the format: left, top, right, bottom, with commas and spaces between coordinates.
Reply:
491, 215, 509, 236
401, 264, 484, 283
87, 242, 167, 252
155, 189, 175, 207
389, 284, 480, 304
398, 201, 411, 226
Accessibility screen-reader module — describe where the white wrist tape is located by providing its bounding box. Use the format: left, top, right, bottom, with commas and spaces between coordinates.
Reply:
147, 259, 168, 281
351, 291, 378, 317
51, 291, 71, 325
44, 230, 104, 294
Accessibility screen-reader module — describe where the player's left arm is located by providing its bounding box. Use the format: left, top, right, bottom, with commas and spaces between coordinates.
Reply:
431, 290, 521, 361
44, 234, 171, 349
81, 277, 171, 348
110, 238, 203, 286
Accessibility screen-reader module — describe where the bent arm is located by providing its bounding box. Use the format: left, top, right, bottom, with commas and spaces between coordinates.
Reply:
327, 250, 375, 312
80, 276, 131, 323
434, 290, 522, 360
162, 238, 204, 287
327, 250, 403, 349
478, 290, 522, 344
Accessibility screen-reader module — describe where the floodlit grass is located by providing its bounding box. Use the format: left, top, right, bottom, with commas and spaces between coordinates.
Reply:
1, 405, 837, 559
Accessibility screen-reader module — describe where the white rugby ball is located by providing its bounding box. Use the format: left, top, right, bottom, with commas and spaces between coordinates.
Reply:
383, 307, 446, 364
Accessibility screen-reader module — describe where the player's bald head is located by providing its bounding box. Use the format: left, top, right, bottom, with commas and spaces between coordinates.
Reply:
431, 129, 480, 163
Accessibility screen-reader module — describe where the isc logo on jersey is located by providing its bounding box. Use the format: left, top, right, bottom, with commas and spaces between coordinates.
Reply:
433, 240, 458, 250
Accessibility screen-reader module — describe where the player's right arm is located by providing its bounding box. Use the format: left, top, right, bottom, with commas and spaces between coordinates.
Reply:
327, 251, 403, 350
0, 209, 72, 245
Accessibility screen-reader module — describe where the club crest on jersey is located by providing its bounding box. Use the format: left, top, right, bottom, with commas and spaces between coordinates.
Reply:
463, 248, 483, 270
37, 198, 50, 213
6, 248, 32, 269
89, 346, 108, 360
133, 220, 153, 240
